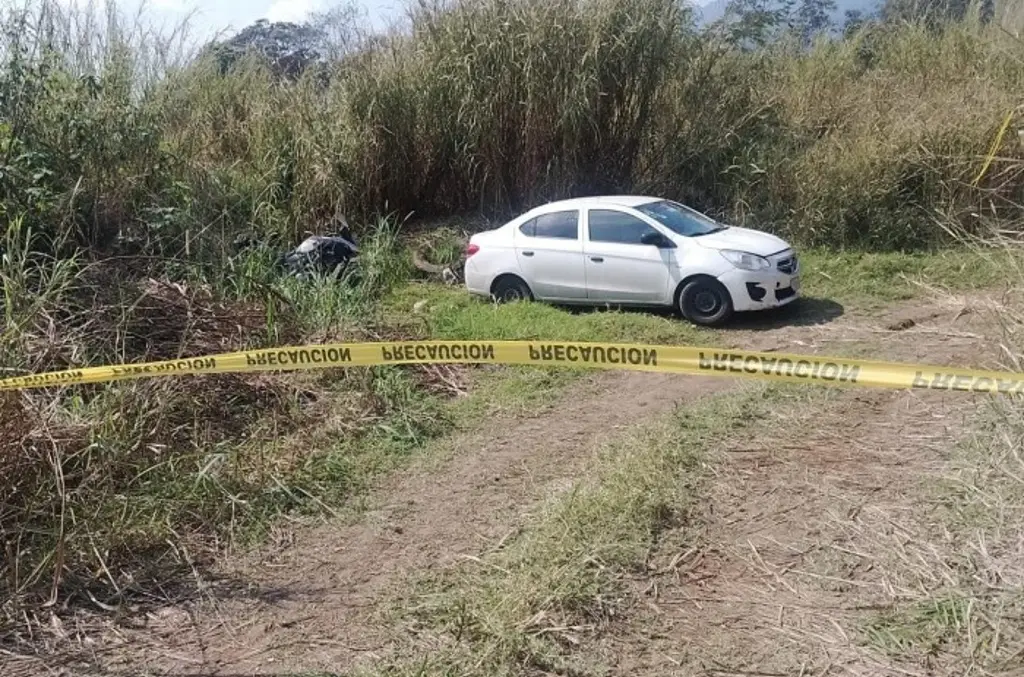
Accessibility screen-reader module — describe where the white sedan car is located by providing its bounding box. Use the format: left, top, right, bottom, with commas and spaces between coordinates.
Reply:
463, 195, 800, 326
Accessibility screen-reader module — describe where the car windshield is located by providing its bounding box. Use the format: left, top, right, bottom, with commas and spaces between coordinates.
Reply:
635, 200, 726, 237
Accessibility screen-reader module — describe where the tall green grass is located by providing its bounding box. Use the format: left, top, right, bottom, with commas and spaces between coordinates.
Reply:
3, 0, 1023, 257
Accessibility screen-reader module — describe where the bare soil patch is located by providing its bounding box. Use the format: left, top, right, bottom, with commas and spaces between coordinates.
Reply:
2, 292, 1011, 677
67, 370, 743, 677
594, 388, 978, 676
583, 299, 1018, 676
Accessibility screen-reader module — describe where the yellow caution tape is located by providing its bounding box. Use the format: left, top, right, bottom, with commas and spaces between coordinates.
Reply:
1, 340, 1023, 395
972, 108, 1016, 187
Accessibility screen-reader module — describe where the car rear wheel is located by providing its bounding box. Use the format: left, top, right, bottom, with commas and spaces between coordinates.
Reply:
492, 275, 533, 304
678, 277, 734, 327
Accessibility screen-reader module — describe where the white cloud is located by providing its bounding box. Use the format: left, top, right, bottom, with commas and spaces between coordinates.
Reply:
265, 0, 319, 23
150, 0, 191, 11
52, 0, 99, 8
52, 0, 192, 19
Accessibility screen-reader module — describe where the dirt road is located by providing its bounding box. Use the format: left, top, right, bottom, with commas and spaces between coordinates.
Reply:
7, 291, 1012, 677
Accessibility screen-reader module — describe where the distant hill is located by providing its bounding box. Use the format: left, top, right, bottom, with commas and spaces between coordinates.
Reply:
692, 0, 884, 28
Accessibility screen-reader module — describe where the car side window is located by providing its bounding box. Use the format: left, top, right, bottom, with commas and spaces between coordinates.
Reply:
588, 209, 659, 245
524, 210, 579, 240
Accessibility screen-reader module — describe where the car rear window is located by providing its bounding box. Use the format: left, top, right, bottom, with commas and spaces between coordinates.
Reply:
521, 211, 578, 240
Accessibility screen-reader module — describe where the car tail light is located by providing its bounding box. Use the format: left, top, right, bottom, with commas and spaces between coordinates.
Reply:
466, 243, 480, 257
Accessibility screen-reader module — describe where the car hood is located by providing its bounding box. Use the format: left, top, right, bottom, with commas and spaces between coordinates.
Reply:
689, 226, 790, 257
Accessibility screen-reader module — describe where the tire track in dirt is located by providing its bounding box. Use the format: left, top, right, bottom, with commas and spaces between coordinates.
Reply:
94, 371, 745, 677
18, 293, 1006, 677
587, 299, 1013, 676
596, 389, 976, 676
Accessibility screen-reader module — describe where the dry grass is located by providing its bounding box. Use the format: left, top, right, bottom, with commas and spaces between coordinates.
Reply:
854, 292, 1024, 674
0, 254, 308, 621
4, 1, 1024, 255
845, 403, 1024, 673
0, 216, 449, 649
370, 383, 784, 676
4, 0, 1024, 666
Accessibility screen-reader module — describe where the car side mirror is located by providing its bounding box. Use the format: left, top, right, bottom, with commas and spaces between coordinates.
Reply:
641, 231, 673, 248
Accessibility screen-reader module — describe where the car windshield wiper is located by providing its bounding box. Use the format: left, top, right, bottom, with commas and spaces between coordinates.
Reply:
690, 225, 726, 236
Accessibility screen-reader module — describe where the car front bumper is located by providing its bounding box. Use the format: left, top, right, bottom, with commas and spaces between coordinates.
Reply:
718, 267, 801, 313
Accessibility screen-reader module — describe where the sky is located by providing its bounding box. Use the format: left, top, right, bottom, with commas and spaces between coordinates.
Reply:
57, 0, 717, 43
57, 0, 409, 41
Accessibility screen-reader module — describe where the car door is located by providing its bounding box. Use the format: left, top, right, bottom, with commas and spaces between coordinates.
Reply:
514, 209, 587, 300
583, 208, 675, 304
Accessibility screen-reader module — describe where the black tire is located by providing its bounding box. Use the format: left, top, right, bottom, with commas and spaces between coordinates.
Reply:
492, 276, 533, 304
678, 277, 734, 327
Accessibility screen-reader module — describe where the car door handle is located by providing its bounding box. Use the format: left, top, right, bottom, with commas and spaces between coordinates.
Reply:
590, 256, 604, 263
522, 251, 534, 257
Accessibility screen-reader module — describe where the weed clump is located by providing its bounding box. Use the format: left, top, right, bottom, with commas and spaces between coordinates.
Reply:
0, 215, 444, 643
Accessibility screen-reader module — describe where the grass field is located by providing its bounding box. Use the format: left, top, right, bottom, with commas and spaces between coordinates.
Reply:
2, 0, 1024, 673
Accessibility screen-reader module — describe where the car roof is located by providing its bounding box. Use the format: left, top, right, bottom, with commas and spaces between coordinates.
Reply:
526, 195, 663, 214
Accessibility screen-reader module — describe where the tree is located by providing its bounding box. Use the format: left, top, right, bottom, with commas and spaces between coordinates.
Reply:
880, 0, 982, 25
720, 0, 796, 48
842, 8, 866, 35
207, 19, 326, 79
795, 0, 837, 40
307, 2, 366, 61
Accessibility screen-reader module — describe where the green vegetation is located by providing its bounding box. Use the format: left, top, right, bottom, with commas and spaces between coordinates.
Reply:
2, 0, 1024, 658
376, 383, 792, 677
0, 217, 441, 613
801, 248, 1017, 303
386, 284, 712, 345
393, 247, 1015, 339
865, 596, 977, 658
2, 0, 1023, 257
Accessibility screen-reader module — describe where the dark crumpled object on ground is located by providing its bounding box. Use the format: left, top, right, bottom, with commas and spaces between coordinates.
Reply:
276, 220, 359, 280
231, 217, 360, 281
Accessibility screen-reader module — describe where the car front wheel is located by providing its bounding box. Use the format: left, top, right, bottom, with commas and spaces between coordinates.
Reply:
678, 277, 734, 327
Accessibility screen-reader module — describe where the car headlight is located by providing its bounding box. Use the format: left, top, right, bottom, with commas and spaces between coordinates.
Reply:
719, 249, 771, 272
